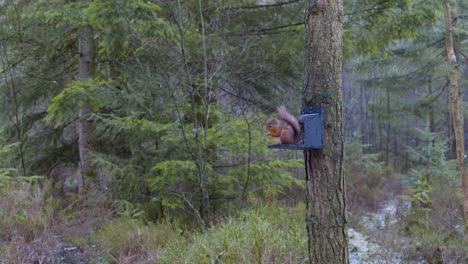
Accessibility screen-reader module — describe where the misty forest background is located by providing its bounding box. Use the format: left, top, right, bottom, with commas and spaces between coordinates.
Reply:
0, 0, 467, 263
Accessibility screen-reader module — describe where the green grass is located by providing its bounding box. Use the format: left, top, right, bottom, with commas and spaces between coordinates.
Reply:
0, 178, 308, 264
82, 203, 308, 263
157, 203, 307, 264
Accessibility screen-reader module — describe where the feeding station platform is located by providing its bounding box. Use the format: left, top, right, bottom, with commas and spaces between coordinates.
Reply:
268, 105, 323, 150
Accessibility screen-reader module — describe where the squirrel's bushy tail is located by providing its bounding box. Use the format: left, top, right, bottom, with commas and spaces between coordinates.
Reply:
277, 105, 301, 137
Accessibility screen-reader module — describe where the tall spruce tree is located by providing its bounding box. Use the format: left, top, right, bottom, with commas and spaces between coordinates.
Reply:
443, 0, 468, 223
304, 0, 349, 263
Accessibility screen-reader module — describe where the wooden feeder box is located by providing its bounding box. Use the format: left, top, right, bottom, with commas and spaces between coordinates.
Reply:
268, 105, 323, 150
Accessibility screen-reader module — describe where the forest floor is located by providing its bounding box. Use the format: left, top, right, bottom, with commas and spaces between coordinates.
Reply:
1, 183, 466, 263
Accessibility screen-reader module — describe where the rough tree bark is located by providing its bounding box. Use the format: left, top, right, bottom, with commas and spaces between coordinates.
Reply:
303, 0, 349, 263
443, 0, 468, 223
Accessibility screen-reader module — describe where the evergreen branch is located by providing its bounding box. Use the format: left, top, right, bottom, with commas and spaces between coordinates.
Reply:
212, 158, 272, 169
234, 0, 301, 10
249, 22, 303, 35
430, 81, 450, 103
460, 52, 468, 65
216, 84, 260, 106
345, 6, 394, 17
16, 61, 76, 83
425, 37, 445, 48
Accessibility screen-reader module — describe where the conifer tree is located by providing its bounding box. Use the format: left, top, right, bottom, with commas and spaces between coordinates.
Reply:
76, 21, 97, 193
443, 0, 468, 223
304, 0, 349, 263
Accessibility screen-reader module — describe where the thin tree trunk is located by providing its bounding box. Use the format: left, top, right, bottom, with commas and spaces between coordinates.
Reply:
428, 79, 436, 140
443, 0, 468, 223
168, 0, 210, 225
198, 0, 210, 223
304, 0, 349, 263
370, 89, 377, 152
240, 106, 252, 201
0, 33, 27, 176
445, 0, 463, 169
385, 87, 391, 167
77, 24, 96, 193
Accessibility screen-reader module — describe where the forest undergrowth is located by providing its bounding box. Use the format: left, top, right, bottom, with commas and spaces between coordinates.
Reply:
0, 168, 466, 264
0, 142, 466, 263
0, 180, 309, 263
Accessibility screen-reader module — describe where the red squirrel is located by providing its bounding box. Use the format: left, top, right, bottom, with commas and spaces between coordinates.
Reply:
265, 105, 301, 144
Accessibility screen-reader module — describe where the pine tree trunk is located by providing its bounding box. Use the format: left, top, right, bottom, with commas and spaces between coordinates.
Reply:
304, 0, 349, 263
77, 24, 96, 193
385, 87, 391, 167
443, 0, 468, 223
